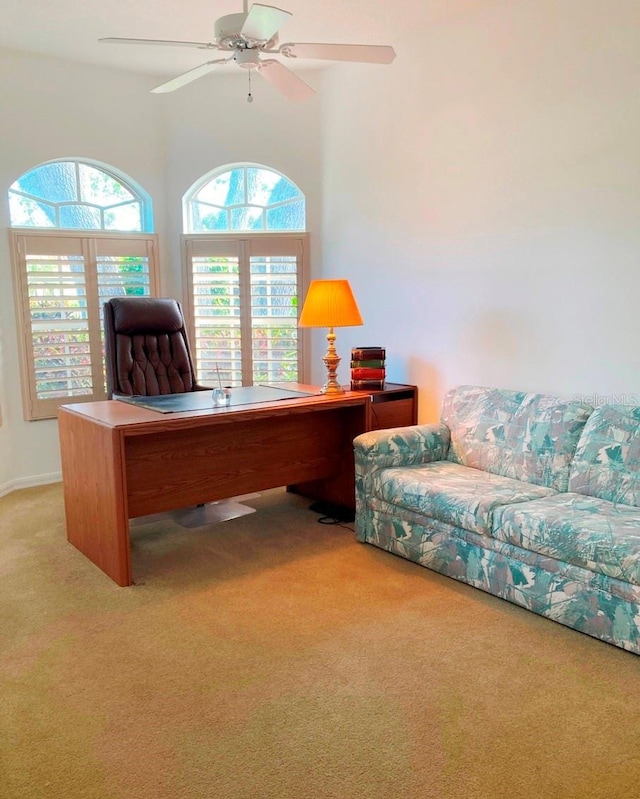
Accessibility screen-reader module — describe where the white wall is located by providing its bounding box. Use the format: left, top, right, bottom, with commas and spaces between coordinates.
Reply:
2, 0, 640, 487
157, 68, 324, 300
0, 48, 166, 492
0, 49, 322, 491
321, 0, 640, 421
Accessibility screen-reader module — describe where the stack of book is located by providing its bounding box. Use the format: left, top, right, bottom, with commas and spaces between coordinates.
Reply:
350, 347, 386, 390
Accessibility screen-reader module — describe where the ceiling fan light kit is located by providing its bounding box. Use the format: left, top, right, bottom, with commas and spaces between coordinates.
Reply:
99, 1, 396, 103
234, 48, 261, 68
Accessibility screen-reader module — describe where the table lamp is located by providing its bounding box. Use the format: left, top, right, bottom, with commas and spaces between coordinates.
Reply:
298, 279, 363, 394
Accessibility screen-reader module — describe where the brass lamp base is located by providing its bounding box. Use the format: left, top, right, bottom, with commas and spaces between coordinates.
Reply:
320, 327, 345, 394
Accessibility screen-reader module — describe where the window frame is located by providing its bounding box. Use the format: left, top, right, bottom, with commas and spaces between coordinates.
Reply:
182, 232, 310, 387
8, 158, 154, 233
183, 163, 306, 235
10, 228, 160, 420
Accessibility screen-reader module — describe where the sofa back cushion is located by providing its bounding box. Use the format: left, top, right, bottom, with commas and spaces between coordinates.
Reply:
441, 385, 593, 491
569, 404, 640, 507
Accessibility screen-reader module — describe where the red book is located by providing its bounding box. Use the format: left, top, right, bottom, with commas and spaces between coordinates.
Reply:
351, 347, 386, 360
350, 367, 386, 380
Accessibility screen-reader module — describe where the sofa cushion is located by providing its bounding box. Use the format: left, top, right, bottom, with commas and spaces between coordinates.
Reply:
374, 461, 556, 536
441, 386, 592, 492
569, 404, 640, 508
493, 493, 640, 586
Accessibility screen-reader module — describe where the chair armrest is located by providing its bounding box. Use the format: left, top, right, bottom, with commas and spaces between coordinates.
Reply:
354, 423, 451, 541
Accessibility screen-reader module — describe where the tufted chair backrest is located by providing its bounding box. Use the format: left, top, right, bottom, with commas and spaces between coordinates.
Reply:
104, 297, 207, 397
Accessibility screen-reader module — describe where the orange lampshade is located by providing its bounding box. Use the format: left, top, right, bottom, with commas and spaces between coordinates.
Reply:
298, 279, 363, 329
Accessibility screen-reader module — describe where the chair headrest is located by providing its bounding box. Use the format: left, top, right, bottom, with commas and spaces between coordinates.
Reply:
109, 298, 184, 334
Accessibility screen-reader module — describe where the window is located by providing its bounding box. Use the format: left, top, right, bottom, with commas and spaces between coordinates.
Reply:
185, 164, 305, 234
8, 160, 159, 420
183, 165, 309, 387
9, 160, 152, 231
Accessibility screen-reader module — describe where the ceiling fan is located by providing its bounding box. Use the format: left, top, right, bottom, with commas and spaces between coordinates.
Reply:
99, 1, 396, 103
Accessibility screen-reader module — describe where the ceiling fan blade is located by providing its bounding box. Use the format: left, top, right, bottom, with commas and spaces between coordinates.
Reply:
279, 43, 396, 64
99, 37, 219, 50
151, 59, 231, 94
258, 59, 315, 103
241, 4, 292, 42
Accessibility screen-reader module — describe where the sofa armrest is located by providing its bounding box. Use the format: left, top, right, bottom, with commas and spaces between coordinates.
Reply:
354, 423, 451, 542
354, 423, 451, 469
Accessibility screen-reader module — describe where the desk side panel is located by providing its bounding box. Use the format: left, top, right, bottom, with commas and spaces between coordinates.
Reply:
58, 409, 131, 586
368, 396, 418, 430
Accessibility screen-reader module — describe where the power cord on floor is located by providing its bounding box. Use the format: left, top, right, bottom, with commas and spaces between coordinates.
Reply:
316, 515, 355, 532
308, 501, 355, 531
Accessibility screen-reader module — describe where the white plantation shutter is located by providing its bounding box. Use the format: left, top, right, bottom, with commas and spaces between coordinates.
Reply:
95, 238, 155, 392
187, 238, 243, 386
95, 238, 154, 303
12, 231, 159, 420
248, 238, 301, 385
184, 234, 309, 387
19, 236, 95, 413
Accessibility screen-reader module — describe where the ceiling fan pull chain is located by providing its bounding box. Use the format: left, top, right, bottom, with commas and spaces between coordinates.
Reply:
247, 69, 254, 103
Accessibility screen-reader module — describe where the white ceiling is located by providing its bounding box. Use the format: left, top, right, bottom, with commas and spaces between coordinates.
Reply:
0, 0, 415, 79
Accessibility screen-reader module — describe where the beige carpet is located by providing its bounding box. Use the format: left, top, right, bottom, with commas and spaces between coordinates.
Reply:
1, 484, 639, 799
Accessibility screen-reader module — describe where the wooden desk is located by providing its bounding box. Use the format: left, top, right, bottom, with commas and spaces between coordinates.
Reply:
58, 386, 370, 586
59, 383, 418, 586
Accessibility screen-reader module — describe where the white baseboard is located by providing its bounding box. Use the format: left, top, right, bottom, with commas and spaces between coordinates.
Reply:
0, 472, 62, 499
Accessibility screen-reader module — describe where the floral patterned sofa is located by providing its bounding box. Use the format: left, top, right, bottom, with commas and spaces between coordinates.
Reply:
354, 385, 640, 654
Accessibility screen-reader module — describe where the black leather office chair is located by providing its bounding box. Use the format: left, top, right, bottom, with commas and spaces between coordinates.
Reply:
104, 297, 209, 398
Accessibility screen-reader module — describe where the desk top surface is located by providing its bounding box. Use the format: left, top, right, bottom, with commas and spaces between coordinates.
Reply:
117, 384, 318, 414
58, 383, 371, 432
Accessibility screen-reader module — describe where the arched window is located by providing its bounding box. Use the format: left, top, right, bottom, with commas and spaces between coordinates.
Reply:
9, 159, 152, 232
184, 164, 305, 233
8, 159, 159, 420
183, 164, 309, 387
